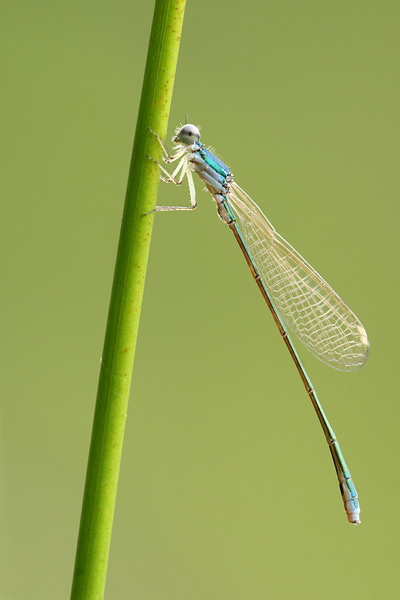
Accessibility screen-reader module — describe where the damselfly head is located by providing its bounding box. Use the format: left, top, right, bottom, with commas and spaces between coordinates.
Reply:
173, 124, 201, 145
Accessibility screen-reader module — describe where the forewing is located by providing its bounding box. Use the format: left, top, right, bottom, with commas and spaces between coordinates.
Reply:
228, 183, 369, 371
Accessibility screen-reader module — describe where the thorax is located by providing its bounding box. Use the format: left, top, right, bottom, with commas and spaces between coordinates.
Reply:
186, 143, 233, 196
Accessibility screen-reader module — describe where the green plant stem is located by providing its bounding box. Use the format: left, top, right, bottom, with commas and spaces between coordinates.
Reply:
70, 2, 186, 598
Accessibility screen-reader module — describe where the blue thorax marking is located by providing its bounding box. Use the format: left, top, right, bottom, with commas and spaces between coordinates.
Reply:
199, 147, 231, 179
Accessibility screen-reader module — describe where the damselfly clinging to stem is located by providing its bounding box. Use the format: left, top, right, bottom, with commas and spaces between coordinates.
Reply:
147, 123, 369, 524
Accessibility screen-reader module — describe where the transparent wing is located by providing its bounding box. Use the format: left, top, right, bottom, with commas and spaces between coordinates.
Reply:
228, 182, 369, 371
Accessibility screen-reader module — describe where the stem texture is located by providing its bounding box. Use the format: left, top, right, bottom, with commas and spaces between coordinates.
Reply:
71, 2, 186, 598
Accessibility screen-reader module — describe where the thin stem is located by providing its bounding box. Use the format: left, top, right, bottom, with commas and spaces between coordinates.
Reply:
70, 1, 186, 598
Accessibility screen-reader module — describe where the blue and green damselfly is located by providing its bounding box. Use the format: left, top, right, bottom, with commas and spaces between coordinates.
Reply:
148, 124, 369, 524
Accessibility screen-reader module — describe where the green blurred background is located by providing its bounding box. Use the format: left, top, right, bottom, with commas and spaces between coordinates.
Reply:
1, 1, 399, 598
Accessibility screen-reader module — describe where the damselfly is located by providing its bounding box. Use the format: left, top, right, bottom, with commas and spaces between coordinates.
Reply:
148, 124, 369, 524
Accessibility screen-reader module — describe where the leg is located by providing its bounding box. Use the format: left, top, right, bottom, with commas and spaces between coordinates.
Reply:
147, 155, 187, 186
144, 165, 197, 215
154, 168, 197, 212
148, 128, 186, 163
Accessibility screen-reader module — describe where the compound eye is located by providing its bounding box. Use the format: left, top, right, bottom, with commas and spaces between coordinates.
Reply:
175, 124, 201, 145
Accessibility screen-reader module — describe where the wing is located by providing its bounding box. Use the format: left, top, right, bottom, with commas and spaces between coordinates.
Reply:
228, 182, 369, 371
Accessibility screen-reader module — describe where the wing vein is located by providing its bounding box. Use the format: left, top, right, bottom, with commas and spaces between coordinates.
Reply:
228, 182, 369, 371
